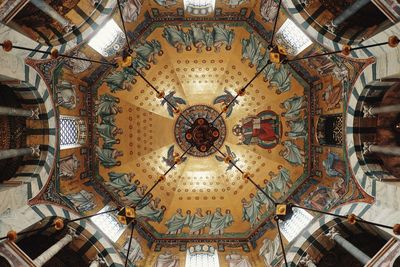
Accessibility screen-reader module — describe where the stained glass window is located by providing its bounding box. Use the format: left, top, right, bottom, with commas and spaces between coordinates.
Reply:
275, 19, 312, 56
88, 19, 125, 57
185, 245, 219, 267
279, 207, 313, 242
183, 0, 216, 15
60, 117, 78, 147
91, 205, 125, 242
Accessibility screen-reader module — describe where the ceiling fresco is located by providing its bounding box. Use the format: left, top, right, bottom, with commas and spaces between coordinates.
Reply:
25, 0, 376, 254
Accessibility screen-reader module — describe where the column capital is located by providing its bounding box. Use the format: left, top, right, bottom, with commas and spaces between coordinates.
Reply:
67, 227, 79, 239
30, 108, 40, 119
29, 145, 41, 157
299, 253, 316, 266
299, 0, 313, 8
362, 142, 375, 155
325, 20, 337, 32
63, 22, 76, 33
325, 227, 340, 240
362, 105, 375, 118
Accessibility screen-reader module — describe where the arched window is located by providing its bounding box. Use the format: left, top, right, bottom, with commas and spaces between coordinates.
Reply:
183, 0, 216, 15
60, 116, 86, 149
279, 207, 313, 242
185, 245, 220, 267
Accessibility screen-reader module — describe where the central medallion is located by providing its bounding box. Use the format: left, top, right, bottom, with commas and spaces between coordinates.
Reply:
174, 105, 226, 157
185, 118, 220, 153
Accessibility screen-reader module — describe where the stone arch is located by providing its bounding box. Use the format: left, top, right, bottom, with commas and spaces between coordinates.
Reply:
1, 0, 117, 49
283, 0, 400, 59
0, 204, 125, 266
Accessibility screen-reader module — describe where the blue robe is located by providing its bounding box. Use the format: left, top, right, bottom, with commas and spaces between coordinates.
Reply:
165, 212, 186, 234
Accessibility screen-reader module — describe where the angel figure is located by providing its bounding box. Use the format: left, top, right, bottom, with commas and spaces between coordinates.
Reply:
213, 89, 239, 118
162, 145, 187, 169
161, 91, 187, 117
215, 145, 239, 171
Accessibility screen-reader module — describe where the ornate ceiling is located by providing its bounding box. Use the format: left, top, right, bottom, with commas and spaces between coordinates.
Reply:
28, 0, 375, 250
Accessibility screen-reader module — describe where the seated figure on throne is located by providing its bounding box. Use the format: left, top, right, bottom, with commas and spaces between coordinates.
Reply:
233, 110, 280, 149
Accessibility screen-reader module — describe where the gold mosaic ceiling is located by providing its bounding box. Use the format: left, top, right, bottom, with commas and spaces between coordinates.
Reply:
53, 0, 370, 241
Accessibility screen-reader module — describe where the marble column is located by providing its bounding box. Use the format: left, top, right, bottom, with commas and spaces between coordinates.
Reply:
29, 0, 75, 32
0, 106, 39, 119
33, 228, 77, 267
299, 254, 317, 267
363, 142, 400, 156
326, 0, 370, 31
325, 228, 371, 265
363, 104, 400, 118
0, 146, 40, 160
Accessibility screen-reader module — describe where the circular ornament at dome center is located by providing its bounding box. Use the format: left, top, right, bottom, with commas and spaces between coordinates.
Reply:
174, 105, 226, 157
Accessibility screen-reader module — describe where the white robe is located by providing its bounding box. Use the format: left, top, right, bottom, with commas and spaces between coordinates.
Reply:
226, 254, 253, 267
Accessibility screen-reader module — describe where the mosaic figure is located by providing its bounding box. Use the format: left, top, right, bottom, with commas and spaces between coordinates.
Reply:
215, 145, 239, 171
163, 25, 192, 53
225, 253, 253, 267
122, 0, 142, 23
65, 190, 96, 213
189, 24, 210, 53
154, 0, 177, 7
59, 154, 80, 180
162, 145, 187, 169
189, 208, 212, 235
161, 91, 187, 117
165, 208, 187, 234
95, 94, 122, 118
241, 34, 263, 67
226, 0, 248, 8
322, 152, 346, 178
136, 197, 166, 222
106, 172, 137, 195
209, 208, 233, 235
286, 119, 307, 139
124, 236, 144, 264
123, 184, 148, 206
260, 0, 279, 22
95, 146, 123, 168
255, 180, 274, 210
268, 166, 291, 196
105, 67, 136, 93
212, 24, 235, 52
213, 89, 239, 118
268, 64, 291, 94
233, 110, 280, 149
64, 51, 91, 74
280, 140, 305, 166
259, 235, 282, 267
153, 251, 180, 267
242, 194, 261, 227
56, 81, 77, 110
322, 83, 343, 110
258, 55, 292, 94
304, 186, 340, 210
134, 40, 163, 64
280, 95, 306, 121
95, 123, 123, 148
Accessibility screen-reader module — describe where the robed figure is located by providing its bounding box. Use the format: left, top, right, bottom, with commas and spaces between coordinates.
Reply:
165, 208, 187, 234
233, 110, 280, 149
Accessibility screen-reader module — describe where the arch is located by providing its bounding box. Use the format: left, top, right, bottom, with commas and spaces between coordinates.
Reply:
283, 0, 400, 59
286, 202, 372, 265
0, 204, 125, 266
0, 0, 118, 62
